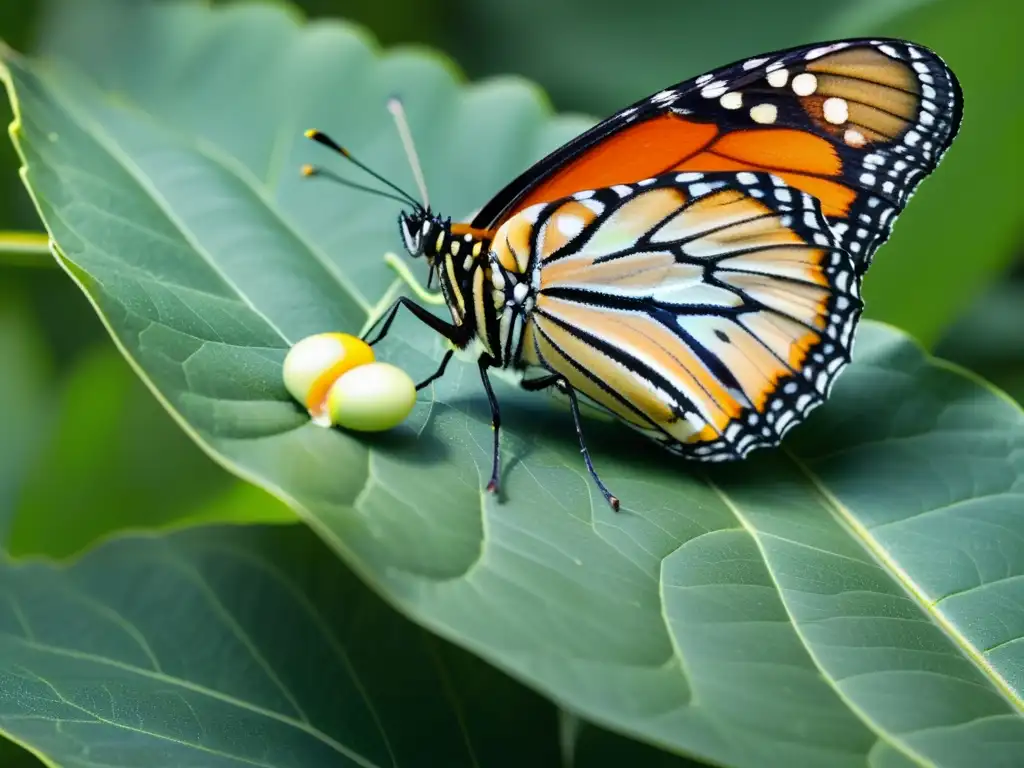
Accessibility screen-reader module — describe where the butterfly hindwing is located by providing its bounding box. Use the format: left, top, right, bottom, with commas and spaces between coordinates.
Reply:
474, 38, 962, 274
503, 171, 862, 461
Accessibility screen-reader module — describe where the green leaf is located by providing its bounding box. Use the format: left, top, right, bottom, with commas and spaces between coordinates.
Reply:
445, 0, 1021, 347
7, 344, 295, 559
4, 3, 1024, 766
0, 523, 564, 767
935, 273, 1024, 405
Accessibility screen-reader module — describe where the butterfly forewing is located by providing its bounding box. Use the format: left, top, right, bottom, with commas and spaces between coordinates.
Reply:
473, 39, 962, 274
499, 171, 862, 461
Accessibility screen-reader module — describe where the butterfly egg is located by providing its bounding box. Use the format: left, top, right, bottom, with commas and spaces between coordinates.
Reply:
282, 332, 375, 425
326, 363, 416, 432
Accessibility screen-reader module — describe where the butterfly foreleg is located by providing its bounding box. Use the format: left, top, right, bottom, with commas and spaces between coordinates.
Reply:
520, 375, 620, 512
362, 297, 467, 347
362, 297, 469, 390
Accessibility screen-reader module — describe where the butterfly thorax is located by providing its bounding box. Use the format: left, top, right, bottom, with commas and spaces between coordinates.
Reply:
399, 210, 528, 363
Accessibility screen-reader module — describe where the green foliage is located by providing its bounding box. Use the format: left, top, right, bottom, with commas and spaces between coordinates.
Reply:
0, 523, 566, 767
9, 344, 294, 559
0, 280, 52, 545
0, 1, 1022, 766
937, 276, 1024, 405
1, 3, 1022, 767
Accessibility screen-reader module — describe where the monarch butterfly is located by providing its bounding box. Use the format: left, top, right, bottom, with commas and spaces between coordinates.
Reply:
303, 38, 963, 511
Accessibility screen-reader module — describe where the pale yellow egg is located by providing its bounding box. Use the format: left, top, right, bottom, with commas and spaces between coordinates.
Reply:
326, 362, 417, 432
282, 332, 375, 422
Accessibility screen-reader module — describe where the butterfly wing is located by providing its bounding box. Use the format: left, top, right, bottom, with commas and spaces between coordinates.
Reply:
506, 171, 861, 460
473, 38, 962, 273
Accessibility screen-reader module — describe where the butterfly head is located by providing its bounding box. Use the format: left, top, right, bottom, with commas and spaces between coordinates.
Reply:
398, 208, 438, 260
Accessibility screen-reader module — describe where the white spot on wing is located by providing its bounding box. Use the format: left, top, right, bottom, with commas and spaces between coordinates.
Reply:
557, 214, 585, 239
701, 81, 728, 99
791, 72, 817, 96
720, 92, 743, 110
688, 182, 724, 197
750, 103, 778, 124
844, 129, 866, 147
822, 97, 849, 125
766, 68, 789, 88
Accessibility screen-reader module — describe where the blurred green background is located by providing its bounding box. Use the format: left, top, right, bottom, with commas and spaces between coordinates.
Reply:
0, 1, 1020, 764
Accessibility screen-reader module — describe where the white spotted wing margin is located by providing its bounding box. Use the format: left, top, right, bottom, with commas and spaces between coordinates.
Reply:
515, 171, 864, 462
473, 39, 962, 277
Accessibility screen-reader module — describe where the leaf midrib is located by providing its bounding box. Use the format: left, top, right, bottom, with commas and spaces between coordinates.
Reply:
788, 451, 1024, 715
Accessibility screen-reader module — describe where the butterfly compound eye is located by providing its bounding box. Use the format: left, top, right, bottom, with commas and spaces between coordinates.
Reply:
398, 212, 427, 257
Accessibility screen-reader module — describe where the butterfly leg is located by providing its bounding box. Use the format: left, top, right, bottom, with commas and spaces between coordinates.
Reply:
521, 376, 620, 512
477, 358, 503, 495
415, 349, 454, 391
362, 298, 467, 390
363, 297, 467, 348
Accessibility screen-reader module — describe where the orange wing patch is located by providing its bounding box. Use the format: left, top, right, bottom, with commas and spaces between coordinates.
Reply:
506, 116, 858, 221
510, 116, 718, 216
449, 223, 495, 241
490, 206, 540, 275
713, 129, 841, 176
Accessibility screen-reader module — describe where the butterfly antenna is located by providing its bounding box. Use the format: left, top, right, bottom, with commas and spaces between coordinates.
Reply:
300, 164, 413, 207
387, 97, 430, 210
303, 129, 420, 207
